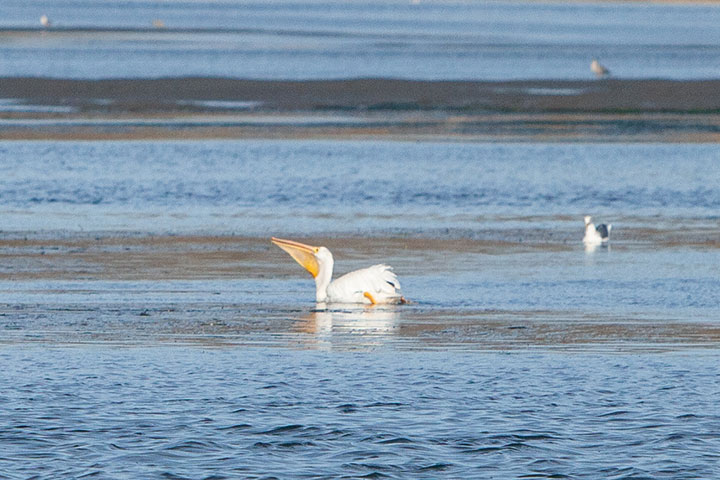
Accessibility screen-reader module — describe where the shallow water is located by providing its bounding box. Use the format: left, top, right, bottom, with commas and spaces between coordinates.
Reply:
2, 2, 720, 476
0, 139, 718, 333
2, 0, 720, 79
1, 138, 718, 478
2, 242, 719, 350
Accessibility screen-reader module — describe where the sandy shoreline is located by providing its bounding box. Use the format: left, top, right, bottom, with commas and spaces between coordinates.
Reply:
2, 77, 720, 141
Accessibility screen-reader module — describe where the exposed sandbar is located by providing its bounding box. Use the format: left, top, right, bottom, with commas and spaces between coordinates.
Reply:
1, 227, 717, 282
2, 77, 720, 141
2, 77, 720, 113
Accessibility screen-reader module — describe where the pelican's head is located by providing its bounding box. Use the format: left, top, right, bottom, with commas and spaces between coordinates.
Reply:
584, 215, 592, 226
271, 237, 334, 302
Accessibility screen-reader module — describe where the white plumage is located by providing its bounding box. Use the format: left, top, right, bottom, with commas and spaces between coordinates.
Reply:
326, 264, 402, 304
272, 237, 405, 305
591, 59, 610, 77
583, 215, 612, 245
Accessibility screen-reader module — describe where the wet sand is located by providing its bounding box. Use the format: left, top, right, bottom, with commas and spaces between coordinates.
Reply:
2, 77, 720, 141
4, 77, 720, 112
2, 224, 718, 281
1, 230, 718, 351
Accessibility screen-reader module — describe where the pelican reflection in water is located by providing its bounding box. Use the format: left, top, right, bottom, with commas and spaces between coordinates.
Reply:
294, 307, 400, 344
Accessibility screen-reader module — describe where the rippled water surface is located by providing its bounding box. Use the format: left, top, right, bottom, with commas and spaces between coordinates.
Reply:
2, 0, 720, 79
1, 139, 718, 334
1, 140, 718, 232
1, 138, 719, 478
2, 347, 720, 479
2, 2, 720, 477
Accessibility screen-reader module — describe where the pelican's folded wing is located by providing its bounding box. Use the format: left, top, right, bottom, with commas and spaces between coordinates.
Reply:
327, 264, 403, 304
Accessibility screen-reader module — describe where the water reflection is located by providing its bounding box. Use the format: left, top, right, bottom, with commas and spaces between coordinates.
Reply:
583, 242, 611, 270
584, 242, 599, 254
293, 305, 400, 347
584, 242, 611, 254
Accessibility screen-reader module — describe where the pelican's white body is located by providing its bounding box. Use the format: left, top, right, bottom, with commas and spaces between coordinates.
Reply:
325, 264, 402, 304
312, 246, 402, 304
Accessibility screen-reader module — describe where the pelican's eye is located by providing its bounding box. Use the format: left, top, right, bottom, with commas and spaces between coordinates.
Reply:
314, 248, 319, 253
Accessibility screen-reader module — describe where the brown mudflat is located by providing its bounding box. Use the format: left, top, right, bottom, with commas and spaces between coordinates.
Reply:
3, 77, 720, 112
1, 224, 717, 281
2, 77, 720, 141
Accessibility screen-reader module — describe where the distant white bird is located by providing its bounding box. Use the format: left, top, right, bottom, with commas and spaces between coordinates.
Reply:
40, 14, 51, 28
583, 216, 612, 245
591, 59, 610, 77
272, 237, 406, 305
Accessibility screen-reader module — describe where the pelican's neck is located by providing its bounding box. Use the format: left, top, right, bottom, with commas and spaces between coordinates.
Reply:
314, 256, 334, 303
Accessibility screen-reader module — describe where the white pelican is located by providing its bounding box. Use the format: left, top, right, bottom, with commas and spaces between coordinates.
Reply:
591, 59, 610, 77
271, 237, 406, 305
583, 216, 612, 246
40, 15, 51, 28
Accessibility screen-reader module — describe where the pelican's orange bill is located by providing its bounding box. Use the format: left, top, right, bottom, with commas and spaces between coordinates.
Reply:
271, 237, 320, 278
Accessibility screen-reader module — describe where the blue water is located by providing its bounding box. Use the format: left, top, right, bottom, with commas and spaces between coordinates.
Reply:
1, 0, 720, 79
1, 139, 719, 477
1, 140, 718, 233
0, 138, 717, 338
2, 2, 720, 477
1, 347, 719, 479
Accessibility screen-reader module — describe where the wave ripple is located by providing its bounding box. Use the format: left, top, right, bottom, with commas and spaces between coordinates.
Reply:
1, 348, 718, 478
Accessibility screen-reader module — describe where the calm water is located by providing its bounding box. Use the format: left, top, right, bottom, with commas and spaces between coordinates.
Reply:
1, 139, 719, 477
1, 0, 720, 79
